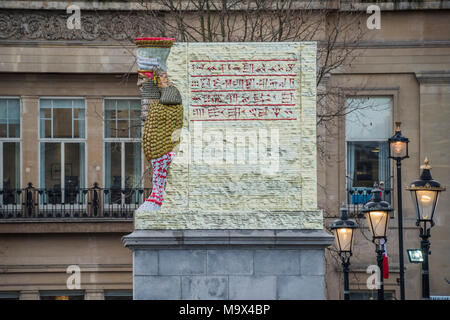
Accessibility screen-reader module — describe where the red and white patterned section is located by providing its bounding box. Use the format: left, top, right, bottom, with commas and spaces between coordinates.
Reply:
137, 151, 175, 212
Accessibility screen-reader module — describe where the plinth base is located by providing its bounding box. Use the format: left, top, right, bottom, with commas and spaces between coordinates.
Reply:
123, 229, 333, 300
134, 210, 324, 230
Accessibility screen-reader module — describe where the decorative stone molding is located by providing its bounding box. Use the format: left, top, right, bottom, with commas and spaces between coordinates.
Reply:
0, 1, 448, 11
0, 10, 159, 41
415, 71, 450, 84
341, 0, 450, 11
122, 229, 334, 249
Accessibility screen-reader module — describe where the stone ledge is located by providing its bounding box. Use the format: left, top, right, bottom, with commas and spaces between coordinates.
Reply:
122, 229, 334, 249
415, 71, 450, 84
1, 1, 448, 11
0, 220, 133, 234
0, 264, 132, 274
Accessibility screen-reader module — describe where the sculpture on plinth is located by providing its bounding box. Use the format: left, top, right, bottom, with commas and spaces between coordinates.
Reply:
135, 37, 183, 212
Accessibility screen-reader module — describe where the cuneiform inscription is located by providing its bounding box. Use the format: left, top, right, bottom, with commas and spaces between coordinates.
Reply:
189, 59, 299, 121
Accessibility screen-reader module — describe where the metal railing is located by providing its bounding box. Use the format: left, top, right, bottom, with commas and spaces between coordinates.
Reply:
346, 186, 392, 217
0, 182, 152, 219
0, 182, 393, 220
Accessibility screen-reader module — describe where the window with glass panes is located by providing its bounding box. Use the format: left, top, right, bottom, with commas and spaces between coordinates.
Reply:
39, 99, 86, 203
0, 98, 20, 205
103, 99, 142, 204
0, 292, 20, 300
346, 97, 392, 204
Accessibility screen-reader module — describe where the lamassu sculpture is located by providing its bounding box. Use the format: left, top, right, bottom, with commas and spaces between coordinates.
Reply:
135, 37, 183, 212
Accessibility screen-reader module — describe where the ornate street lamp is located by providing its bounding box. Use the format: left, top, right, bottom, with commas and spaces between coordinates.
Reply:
389, 122, 409, 160
362, 186, 393, 300
330, 203, 358, 300
388, 121, 409, 300
407, 158, 446, 299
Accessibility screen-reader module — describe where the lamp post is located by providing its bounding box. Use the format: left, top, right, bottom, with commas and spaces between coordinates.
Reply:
388, 121, 409, 300
330, 203, 358, 300
406, 158, 446, 299
362, 187, 393, 300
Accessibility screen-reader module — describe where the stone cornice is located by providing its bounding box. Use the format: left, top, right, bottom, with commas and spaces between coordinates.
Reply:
328, 40, 450, 49
415, 71, 450, 84
1, 39, 449, 49
122, 229, 334, 249
1, 8, 449, 46
0, 1, 449, 11
0, 220, 133, 234
341, 0, 450, 11
0, 1, 148, 11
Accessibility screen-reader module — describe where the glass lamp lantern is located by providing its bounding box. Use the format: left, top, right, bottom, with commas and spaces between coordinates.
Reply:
362, 187, 393, 240
330, 203, 358, 254
407, 158, 446, 224
407, 158, 446, 300
388, 122, 409, 160
330, 203, 359, 301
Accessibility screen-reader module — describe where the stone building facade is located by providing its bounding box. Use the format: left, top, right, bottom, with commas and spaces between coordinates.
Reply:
0, 1, 449, 300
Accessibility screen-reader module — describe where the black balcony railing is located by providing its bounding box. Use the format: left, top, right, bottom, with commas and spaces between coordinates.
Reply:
0, 182, 393, 220
346, 186, 393, 217
0, 182, 152, 219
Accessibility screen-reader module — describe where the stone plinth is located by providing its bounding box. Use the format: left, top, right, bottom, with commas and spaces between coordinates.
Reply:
125, 42, 330, 300
123, 229, 333, 300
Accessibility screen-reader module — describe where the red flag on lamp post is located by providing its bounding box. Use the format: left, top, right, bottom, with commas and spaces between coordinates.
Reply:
381, 238, 389, 279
